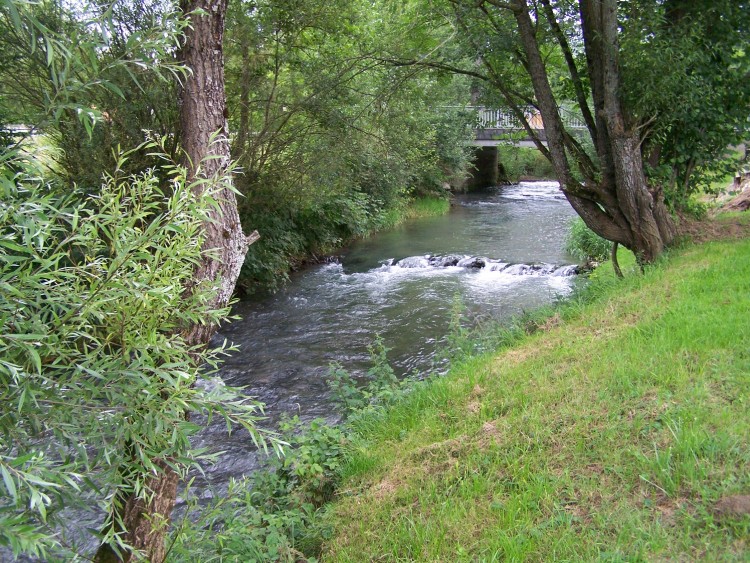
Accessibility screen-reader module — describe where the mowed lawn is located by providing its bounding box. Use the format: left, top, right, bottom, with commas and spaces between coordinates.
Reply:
323, 235, 750, 561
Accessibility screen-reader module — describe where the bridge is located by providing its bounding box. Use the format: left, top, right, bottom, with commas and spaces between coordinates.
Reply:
465, 106, 586, 189
470, 106, 587, 147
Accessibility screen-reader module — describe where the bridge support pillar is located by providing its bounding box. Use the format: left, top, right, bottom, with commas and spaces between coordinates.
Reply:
464, 146, 498, 190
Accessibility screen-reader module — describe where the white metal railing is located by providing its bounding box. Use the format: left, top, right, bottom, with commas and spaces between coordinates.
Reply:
473, 107, 522, 129
560, 108, 587, 129
468, 106, 587, 130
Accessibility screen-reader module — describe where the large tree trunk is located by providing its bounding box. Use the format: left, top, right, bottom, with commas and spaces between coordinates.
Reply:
511, 0, 675, 263
581, 0, 675, 262
94, 1, 256, 561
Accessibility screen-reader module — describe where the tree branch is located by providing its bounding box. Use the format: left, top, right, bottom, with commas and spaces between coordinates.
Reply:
483, 0, 518, 11
538, 0, 598, 145
373, 56, 489, 82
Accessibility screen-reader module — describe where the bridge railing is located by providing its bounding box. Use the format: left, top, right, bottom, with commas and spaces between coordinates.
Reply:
472, 107, 522, 129
560, 108, 587, 130
469, 106, 587, 130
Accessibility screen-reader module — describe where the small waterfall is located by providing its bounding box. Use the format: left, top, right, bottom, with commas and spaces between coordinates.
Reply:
388, 254, 579, 277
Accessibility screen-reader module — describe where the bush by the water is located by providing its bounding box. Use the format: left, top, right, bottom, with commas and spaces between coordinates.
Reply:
565, 217, 611, 262
497, 145, 556, 182
168, 337, 412, 562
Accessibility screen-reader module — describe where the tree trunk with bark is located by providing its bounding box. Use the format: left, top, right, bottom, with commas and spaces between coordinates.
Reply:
508, 0, 675, 263
94, 1, 256, 560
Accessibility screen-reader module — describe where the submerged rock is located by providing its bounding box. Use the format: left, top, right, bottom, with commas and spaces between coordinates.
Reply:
429, 255, 461, 267
396, 256, 430, 268
456, 256, 486, 269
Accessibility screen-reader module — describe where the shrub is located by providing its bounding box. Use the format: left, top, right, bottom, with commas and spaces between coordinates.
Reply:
0, 146, 279, 559
565, 217, 612, 262
327, 336, 403, 415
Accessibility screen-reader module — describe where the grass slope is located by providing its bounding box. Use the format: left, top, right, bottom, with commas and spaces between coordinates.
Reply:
324, 238, 750, 561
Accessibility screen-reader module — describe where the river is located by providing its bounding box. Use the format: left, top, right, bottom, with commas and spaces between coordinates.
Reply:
7, 181, 579, 560
190, 180, 579, 492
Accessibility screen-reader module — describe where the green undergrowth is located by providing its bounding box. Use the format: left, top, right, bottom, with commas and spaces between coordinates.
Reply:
371, 196, 451, 233
324, 237, 750, 561
403, 196, 452, 220
497, 145, 556, 183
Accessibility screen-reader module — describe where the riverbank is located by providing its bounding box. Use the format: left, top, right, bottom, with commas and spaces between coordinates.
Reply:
375, 195, 452, 230
239, 194, 452, 294
322, 218, 750, 560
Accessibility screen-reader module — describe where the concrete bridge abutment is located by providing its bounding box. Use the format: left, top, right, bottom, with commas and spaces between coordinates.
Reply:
464, 146, 498, 190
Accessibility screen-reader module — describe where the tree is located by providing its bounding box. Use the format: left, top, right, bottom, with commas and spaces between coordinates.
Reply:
0, 2, 276, 561
221, 0, 474, 291
442, 0, 676, 263
0, 0, 186, 187
93, 1, 260, 561
439, 0, 750, 260
620, 0, 750, 200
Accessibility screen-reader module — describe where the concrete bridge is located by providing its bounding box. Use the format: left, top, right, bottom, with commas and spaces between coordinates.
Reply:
466, 106, 586, 188
471, 106, 587, 146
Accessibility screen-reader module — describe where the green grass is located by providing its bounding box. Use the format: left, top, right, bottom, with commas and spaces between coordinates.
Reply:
375, 196, 451, 231
404, 196, 452, 219
322, 238, 750, 561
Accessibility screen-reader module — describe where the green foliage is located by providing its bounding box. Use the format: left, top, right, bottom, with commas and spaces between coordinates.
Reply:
223, 0, 473, 291
673, 196, 709, 220
566, 217, 611, 262
621, 0, 750, 201
0, 145, 281, 558
0, 0, 187, 186
0, 3, 279, 557
170, 335, 415, 562
172, 417, 346, 562
327, 336, 403, 415
443, 295, 476, 362
170, 475, 319, 563
497, 145, 556, 183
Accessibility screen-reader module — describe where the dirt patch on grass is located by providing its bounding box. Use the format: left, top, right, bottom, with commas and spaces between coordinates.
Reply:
677, 213, 750, 243
371, 477, 401, 501
713, 495, 750, 520
479, 420, 503, 446
408, 436, 468, 474
466, 400, 481, 415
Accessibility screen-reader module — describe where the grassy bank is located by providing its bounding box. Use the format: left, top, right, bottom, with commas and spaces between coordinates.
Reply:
498, 145, 556, 183
375, 196, 452, 231
323, 235, 750, 560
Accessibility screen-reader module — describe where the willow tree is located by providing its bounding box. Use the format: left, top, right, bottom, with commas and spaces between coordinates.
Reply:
94, 1, 258, 561
1, 1, 273, 561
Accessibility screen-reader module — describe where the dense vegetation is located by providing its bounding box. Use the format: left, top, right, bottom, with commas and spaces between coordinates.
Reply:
1, 0, 748, 559
0, 0, 476, 294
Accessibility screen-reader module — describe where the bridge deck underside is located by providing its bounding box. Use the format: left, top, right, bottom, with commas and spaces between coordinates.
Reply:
475, 128, 548, 142
473, 127, 587, 147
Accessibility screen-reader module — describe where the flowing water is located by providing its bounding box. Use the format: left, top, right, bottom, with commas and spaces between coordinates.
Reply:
191, 180, 579, 490
8, 181, 579, 560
